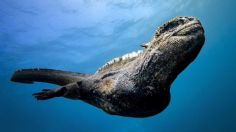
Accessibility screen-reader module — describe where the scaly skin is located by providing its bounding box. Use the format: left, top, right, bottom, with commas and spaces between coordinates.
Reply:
11, 16, 205, 117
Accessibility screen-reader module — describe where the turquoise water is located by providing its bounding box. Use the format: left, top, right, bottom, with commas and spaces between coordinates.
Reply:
0, 0, 236, 132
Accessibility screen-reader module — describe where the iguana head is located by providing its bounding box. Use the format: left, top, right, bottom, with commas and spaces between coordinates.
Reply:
133, 16, 205, 89
146, 16, 204, 52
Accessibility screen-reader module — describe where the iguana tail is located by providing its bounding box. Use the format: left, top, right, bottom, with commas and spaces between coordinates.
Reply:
11, 68, 90, 86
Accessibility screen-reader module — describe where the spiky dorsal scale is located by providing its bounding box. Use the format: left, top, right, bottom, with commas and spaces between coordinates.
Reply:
96, 50, 143, 74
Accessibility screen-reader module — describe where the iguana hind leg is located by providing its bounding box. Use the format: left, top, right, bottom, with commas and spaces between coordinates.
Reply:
32, 82, 87, 100
33, 87, 66, 100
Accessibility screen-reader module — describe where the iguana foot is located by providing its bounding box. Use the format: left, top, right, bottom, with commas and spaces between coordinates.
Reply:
33, 89, 57, 100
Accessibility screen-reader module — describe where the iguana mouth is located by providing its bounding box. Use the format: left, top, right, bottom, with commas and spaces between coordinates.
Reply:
173, 22, 203, 36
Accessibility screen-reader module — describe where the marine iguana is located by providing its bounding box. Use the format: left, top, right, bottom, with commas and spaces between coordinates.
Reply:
11, 16, 205, 117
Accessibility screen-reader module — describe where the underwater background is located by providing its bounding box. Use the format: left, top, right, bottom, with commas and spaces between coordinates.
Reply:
0, 0, 236, 132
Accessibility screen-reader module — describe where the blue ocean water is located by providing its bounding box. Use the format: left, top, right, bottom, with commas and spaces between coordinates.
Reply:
0, 0, 236, 132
